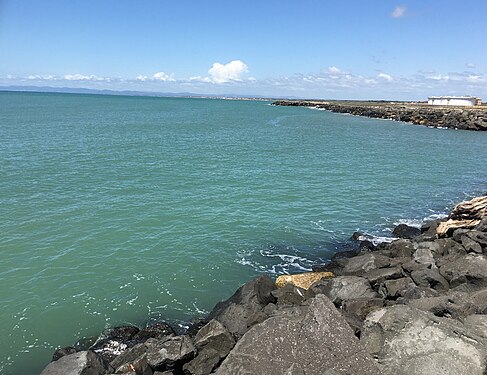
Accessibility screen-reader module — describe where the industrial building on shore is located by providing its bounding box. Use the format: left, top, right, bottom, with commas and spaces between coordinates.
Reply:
428, 96, 482, 106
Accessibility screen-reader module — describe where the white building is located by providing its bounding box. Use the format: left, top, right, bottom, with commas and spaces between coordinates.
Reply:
428, 96, 482, 106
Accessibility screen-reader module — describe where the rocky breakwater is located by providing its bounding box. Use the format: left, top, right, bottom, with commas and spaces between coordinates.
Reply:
40, 196, 487, 375
273, 100, 487, 131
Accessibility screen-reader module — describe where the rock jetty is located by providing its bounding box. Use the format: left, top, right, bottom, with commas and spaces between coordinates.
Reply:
40, 195, 487, 375
272, 100, 487, 131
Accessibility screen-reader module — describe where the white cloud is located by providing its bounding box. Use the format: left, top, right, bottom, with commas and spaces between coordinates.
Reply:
427, 74, 449, 81
136, 75, 148, 81
327, 66, 342, 76
27, 74, 55, 80
466, 75, 486, 83
152, 71, 175, 82
466, 63, 476, 69
391, 5, 407, 18
378, 73, 393, 82
64, 74, 110, 82
189, 76, 212, 83
208, 60, 248, 83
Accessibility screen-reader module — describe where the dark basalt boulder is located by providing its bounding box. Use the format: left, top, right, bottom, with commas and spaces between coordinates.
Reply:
440, 254, 487, 287
193, 319, 235, 357
182, 348, 221, 375
340, 253, 393, 276
40, 351, 105, 375
52, 346, 77, 361
461, 234, 483, 253
393, 224, 421, 239
384, 239, 415, 258
379, 277, 416, 299
113, 354, 152, 375
207, 275, 277, 339
109, 342, 147, 372
475, 217, 487, 232
91, 325, 141, 363
434, 238, 466, 259
363, 267, 404, 287
132, 322, 175, 342
410, 269, 450, 292
271, 283, 307, 306
146, 336, 196, 371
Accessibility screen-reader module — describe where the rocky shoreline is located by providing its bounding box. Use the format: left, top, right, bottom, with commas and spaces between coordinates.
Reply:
272, 100, 487, 131
40, 196, 487, 375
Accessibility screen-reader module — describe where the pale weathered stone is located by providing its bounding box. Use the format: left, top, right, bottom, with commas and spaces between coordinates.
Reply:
40, 351, 105, 375
275, 271, 333, 290
362, 304, 487, 375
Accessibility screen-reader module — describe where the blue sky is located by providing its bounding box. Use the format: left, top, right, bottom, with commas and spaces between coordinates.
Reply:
1, 0, 486, 100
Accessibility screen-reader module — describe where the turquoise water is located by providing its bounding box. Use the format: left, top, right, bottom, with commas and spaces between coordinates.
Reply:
1, 91, 486, 374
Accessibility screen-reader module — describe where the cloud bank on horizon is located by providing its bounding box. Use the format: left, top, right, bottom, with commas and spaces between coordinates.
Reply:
0, 1, 486, 100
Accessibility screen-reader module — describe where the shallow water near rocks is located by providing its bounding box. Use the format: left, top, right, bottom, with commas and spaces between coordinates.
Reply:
1, 91, 486, 374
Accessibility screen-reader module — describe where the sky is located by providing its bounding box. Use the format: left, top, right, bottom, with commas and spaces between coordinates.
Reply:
0, 0, 486, 100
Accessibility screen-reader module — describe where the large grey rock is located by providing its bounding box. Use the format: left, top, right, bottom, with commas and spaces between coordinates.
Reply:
434, 239, 466, 267
193, 319, 235, 357
341, 253, 392, 275
466, 230, 487, 247
40, 351, 105, 375
182, 348, 220, 375
146, 336, 196, 370
410, 269, 449, 291
379, 277, 415, 299
52, 347, 77, 361
386, 239, 415, 258
418, 219, 443, 241
342, 298, 384, 320
464, 314, 487, 339
475, 217, 487, 232
363, 267, 403, 286
215, 295, 380, 375
361, 305, 487, 375
440, 254, 487, 287
413, 242, 438, 268
311, 276, 378, 305
110, 343, 147, 371
401, 285, 440, 300
271, 283, 306, 305
132, 322, 175, 342
114, 354, 152, 375
434, 238, 464, 257
461, 234, 482, 253
207, 275, 276, 338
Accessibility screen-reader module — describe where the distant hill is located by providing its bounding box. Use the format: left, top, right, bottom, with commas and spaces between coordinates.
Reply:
0, 85, 298, 101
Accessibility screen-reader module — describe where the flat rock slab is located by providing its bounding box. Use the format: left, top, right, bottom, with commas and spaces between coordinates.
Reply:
215, 294, 380, 375
311, 276, 378, 305
440, 253, 487, 287
40, 351, 105, 375
362, 305, 487, 375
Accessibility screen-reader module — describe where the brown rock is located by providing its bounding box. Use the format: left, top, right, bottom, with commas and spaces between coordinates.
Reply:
275, 271, 334, 290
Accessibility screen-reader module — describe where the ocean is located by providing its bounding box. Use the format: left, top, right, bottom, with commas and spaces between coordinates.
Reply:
1, 91, 486, 374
